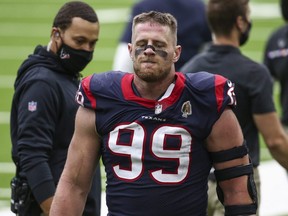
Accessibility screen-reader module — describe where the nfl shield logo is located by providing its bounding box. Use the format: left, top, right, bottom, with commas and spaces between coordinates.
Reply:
155, 103, 162, 114
28, 101, 37, 112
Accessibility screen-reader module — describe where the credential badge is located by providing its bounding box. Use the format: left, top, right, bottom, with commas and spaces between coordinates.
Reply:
181, 101, 192, 118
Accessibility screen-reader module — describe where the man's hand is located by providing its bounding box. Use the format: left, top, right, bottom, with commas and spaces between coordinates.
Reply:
40, 196, 53, 215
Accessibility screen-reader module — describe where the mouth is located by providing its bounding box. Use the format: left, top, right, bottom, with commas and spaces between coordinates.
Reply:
141, 61, 156, 67
141, 59, 156, 64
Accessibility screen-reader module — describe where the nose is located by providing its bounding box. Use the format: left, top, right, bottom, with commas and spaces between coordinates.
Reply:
143, 45, 156, 55
82, 43, 94, 52
144, 45, 156, 51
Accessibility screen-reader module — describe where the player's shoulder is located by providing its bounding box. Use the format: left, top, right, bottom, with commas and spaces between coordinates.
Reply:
184, 71, 228, 90
81, 71, 128, 92
83, 71, 126, 84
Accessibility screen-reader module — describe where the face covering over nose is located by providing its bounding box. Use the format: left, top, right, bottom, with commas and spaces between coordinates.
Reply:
57, 42, 93, 76
239, 21, 252, 46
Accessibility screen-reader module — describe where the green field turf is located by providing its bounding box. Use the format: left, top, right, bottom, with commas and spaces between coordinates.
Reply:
0, 0, 284, 207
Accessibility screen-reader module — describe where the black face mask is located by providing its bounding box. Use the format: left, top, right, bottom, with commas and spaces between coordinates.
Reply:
239, 21, 252, 46
57, 42, 93, 75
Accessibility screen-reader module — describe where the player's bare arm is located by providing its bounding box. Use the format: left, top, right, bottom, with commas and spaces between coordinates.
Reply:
50, 107, 101, 216
206, 108, 257, 215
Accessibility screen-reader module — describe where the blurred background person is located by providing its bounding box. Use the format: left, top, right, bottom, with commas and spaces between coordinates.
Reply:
112, 0, 211, 72
263, 0, 288, 133
10, 2, 101, 215
181, 0, 288, 215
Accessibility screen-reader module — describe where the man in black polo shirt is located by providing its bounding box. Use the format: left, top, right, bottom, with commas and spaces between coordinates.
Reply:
181, 0, 288, 215
264, 0, 288, 132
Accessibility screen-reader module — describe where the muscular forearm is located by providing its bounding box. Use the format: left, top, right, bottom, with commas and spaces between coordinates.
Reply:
267, 138, 288, 170
254, 112, 288, 170
207, 109, 257, 215
50, 177, 87, 215
50, 107, 101, 215
219, 176, 253, 205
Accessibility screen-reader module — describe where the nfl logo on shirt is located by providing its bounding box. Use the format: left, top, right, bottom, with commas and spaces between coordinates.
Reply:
28, 101, 37, 112
155, 103, 162, 114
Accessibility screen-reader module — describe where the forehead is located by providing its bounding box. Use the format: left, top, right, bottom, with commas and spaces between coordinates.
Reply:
133, 22, 172, 43
65, 17, 99, 38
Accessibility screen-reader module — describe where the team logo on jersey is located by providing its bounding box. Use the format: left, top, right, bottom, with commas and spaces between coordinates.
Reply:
75, 91, 84, 107
227, 80, 236, 106
181, 101, 192, 118
155, 103, 163, 114
28, 101, 37, 112
60, 49, 70, 59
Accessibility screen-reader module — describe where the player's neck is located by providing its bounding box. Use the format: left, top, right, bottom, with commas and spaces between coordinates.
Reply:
133, 73, 176, 100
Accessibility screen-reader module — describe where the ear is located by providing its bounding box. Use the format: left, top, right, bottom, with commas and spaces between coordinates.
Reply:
49, 28, 61, 53
173, 45, 182, 63
236, 16, 246, 33
128, 43, 133, 59
51, 27, 60, 40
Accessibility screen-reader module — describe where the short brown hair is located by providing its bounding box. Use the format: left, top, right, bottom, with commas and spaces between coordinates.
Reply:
132, 11, 178, 43
207, 0, 249, 36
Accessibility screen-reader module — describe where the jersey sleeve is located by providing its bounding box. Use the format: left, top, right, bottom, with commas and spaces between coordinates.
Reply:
76, 72, 124, 110
185, 72, 236, 114
76, 74, 97, 109
214, 74, 236, 112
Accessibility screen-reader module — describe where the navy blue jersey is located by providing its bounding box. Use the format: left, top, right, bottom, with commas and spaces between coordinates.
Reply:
77, 72, 235, 216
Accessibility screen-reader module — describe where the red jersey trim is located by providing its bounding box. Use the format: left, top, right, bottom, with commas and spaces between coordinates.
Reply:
214, 75, 226, 113
121, 73, 185, 110
82, 75, 97, 109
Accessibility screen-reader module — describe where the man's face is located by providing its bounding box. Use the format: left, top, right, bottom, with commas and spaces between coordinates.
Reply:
129, 22, 181, 82
59, 17, 99, 51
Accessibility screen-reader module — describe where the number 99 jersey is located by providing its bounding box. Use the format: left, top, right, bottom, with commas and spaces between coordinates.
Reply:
76, 71, 235, 216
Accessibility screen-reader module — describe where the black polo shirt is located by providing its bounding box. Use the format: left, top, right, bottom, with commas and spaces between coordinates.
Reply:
181, 45, 275, 166
264, 25, 288, 125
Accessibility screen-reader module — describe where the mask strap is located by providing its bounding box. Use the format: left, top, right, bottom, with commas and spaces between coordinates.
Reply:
47, 41, 52, 51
